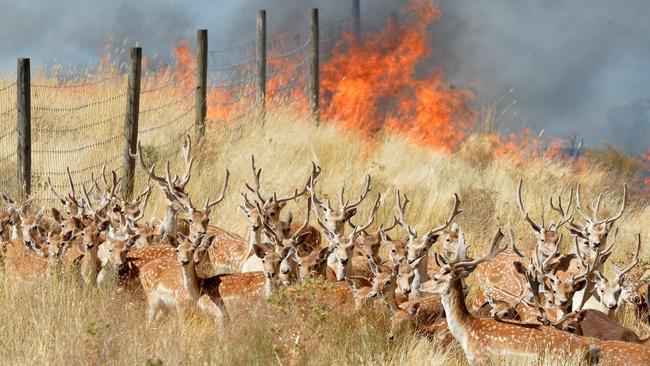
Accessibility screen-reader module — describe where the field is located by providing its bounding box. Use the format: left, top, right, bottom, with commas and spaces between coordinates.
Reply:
1, 102, 649, 364
1, 0, 650, 363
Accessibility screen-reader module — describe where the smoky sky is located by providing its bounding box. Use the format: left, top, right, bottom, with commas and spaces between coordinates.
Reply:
0, 0, 648, 152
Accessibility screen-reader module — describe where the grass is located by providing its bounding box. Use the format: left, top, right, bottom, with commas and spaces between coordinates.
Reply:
1, 72, 650, 364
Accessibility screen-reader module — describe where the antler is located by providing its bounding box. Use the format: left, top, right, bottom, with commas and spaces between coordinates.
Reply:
604, 184, 627, 226
245, 155, 267, 203
130, 141, 168, 187
516, 180, 542, 233
341, 175, 372, 213
204, 170, 230, 212
349, 194, 381, 239
177, 135, 194, 191
453, 228, 506, 269
575, 184, 594, 223
614, 233, 641, 280
394, 190, 417, 239
429, 193, 463, 236
82, 169, 119, 217
549, 187, 573, 229
131, 182, 153, 222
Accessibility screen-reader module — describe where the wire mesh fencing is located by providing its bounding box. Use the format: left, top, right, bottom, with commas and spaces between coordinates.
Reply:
1, 13, 354, 206
0, 82, 17, 196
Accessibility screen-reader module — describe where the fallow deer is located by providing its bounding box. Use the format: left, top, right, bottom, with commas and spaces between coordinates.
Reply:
318, 194, 381, 281
419, 228, 606, 365
393, 191, 462, 288
585, 233, 640, 316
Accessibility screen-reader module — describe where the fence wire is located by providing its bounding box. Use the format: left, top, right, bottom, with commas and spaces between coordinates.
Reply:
3, 16, 352, 205
0, 82, 17, 196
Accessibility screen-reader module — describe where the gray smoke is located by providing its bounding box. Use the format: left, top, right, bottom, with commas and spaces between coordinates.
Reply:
1, 0, 648, 152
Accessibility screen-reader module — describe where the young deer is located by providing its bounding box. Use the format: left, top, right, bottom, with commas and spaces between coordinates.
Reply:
139, 235, 228, 325
419, 229, 604, 365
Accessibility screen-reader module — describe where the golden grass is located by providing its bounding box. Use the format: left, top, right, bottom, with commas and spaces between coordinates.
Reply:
1, 72, 649, 364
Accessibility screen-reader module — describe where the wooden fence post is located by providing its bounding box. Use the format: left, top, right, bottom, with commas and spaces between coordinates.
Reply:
256, 10, 267, 124
351, 0, 361, 38
16, 58, 31, 198
195, 29, 208, 138
122, 47, 142, 200
309, 8, 320, 124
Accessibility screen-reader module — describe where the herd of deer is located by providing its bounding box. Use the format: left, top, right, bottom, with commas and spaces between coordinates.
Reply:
1, 135, 649, 365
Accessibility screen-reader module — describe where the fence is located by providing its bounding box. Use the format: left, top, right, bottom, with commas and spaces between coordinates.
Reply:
0, 5, 360, 204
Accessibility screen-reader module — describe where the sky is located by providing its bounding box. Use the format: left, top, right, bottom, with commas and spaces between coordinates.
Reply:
1, 0, 648, 152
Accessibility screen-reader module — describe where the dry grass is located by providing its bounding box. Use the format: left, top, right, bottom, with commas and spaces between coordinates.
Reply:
1, 73, 649, 364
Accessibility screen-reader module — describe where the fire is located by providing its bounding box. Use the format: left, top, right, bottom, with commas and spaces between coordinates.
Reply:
322, 0, 474, 151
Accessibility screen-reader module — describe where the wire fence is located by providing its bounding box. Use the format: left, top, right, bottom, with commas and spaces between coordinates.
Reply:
0, 14, 353, 205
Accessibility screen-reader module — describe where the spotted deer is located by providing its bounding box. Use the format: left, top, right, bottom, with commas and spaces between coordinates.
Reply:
393, 191, 462, 289
418, 228, 613, 365
139, 235, 228, 324
242, 156, 321, 259
473, 182, 572, 313
131, 136, 245, 273
317, 193, 381, 281
584, 234, 640, 316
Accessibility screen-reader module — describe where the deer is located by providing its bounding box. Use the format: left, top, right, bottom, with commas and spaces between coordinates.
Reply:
139, 234, 229, 325
316, 193, 381, 281
130, 136, 196, 242
393, 191, 462, 290
241, 156, 321, 262
584, 234, 641, 316
418, 228, 609, 365
473, 182, 572, 313
131, 136, 244, 273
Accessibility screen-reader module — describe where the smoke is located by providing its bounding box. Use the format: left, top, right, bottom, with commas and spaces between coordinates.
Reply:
1, 0, 648, 152
429, 0, 650, 152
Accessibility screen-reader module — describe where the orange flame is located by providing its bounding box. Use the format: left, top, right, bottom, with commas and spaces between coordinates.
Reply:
322, 0, 474, 151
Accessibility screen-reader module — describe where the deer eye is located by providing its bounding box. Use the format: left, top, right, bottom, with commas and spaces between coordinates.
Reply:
189, 219, 193, 223
391, 249, 397, 254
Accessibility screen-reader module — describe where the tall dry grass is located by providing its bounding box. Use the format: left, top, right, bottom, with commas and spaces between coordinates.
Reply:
1, 71, 649, 364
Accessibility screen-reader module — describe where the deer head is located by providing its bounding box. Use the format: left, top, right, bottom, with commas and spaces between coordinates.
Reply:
308, 174, 372, 236
318, 194, 381, 281
396, 256, 423, 297
516, 180, 572, 259
420, 229, 506, 295
591, 234, 641, 310
246, 155, 320, 222
394, 191, 462, 265
296, 246, 332, 280
570, 184, 626, 252
18, 207, 46, 253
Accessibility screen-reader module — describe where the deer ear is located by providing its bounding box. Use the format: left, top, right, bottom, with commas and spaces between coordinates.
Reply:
568, 226, 587, 239
204, 235, 217, 249
253, 244, 266, 259
425, 233, 440, 246
98, 220, 111, 232
344, 208, 357, 221
51, 208, 63, 223
280, 245, 295, 259
167, 235, 180, 248
574, 278, 588, 292
513, 261, 527, 275
345, 276, 360, 291
38, 226, 48, 238
379, 230, 392, 243
410, 256, 423, 268
409, 302, 421, 316
317, 246, 332, 263
128, 234, 141, 247
62, 230, 73, 241
72, 217, 83, 230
